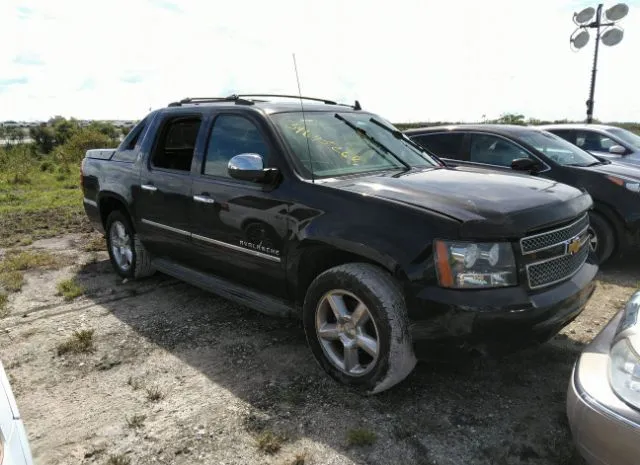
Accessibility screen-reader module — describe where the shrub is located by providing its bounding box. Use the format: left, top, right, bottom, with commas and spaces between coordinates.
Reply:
57, 329, 95, 355
53, 128, 115, 167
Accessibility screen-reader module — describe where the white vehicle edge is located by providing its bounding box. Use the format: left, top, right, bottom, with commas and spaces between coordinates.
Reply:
0, 360, 33, 465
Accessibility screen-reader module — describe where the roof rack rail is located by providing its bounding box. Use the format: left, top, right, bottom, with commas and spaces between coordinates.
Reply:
167, 94, 362, 110
234, 94, 361, 110
234, 94, 337, 104
167, 95, 256, 107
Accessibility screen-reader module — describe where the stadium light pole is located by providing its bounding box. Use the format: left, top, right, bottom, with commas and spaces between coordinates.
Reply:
570, 3, 629, 123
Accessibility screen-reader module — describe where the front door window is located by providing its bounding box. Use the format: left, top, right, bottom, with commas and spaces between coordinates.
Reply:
469, 134, 530, 167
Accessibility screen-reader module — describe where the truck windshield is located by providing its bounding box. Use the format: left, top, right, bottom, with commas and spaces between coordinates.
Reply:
517, 130, 601, 167
608, 128, 640, 151
271, 111, 439, 178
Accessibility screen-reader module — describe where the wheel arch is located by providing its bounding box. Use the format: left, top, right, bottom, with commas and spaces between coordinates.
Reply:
289, 239, 404, 309
98, 192, 134, 231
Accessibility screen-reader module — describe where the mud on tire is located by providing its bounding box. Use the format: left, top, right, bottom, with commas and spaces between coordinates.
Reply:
105, 210, 155, 280
302, 262, 416, 394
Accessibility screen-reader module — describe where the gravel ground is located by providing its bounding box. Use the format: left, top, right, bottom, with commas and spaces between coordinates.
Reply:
1, 234, 639, 465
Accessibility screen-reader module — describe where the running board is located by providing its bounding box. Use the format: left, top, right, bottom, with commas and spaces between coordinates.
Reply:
152, 258, 295, 318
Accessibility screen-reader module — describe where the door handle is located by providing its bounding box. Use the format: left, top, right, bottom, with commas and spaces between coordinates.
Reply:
193, 195, 215, 204
141, 184, 158, 192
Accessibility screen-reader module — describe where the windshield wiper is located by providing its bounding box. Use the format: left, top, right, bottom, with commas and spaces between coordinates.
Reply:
567, 161, 603, 167
334, 113, 411, 171
368, 118, 446, 166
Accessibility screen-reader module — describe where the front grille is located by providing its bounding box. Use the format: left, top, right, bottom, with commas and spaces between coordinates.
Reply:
527, 242, 590, 289
521, 214, 591, 290
520, 213, 589, 254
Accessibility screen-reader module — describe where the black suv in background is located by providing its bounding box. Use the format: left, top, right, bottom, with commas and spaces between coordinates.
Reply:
81, 96, 597, 393
405, 125, 640, 265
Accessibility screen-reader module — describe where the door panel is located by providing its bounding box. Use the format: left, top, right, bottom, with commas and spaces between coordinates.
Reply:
190, 180, 289, 297
188, 113, 289, 298
135, 170, 193, 258
134, 114, 203, 259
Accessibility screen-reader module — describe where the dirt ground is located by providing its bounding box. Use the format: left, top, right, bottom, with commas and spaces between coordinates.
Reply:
1, 234, 639, 465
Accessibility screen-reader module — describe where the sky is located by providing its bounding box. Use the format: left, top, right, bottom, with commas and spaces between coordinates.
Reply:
1, 0, 639, 123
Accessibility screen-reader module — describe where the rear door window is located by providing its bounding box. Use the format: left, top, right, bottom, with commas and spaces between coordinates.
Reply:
412, 133, 465, 160
548, 130, 577, 145
150, 116, 202, 172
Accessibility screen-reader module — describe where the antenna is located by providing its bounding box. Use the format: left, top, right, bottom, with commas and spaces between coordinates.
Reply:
292, 53, 315, 183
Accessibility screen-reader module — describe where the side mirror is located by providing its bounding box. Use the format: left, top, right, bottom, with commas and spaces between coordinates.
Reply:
609, 145, 627, 155
228, 153, 272, 182
511, 157, 540, 173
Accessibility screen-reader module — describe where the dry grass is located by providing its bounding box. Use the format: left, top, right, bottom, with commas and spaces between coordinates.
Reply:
0, 293, 8, 318
106, 454, 131, 465
145, 385, 165, 402
0, 250, 60, 273
56, 278, 84, 301
127, 376, 143, 391
0, 271, 24, 292
346, 428, 377, 447
289, 452, 307, 465
126, 414, 146, 429
256, 430, 286, 454
56, 329, 95, 355
83, 234, 105, 252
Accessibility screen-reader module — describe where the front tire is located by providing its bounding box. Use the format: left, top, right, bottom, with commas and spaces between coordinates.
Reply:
588, 211, 615, 265
302, 263, 416, 394
105, 210, 155, 279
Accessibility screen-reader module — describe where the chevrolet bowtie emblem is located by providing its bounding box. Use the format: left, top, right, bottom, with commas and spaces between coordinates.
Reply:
567, 236, 581, 255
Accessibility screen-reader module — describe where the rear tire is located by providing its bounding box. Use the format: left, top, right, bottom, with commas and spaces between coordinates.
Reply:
105, 210, 155, 279
588, 211, 615, 265
302, 263, 416, 394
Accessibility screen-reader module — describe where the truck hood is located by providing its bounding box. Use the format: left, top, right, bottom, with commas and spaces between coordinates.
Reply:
330, 166, 592, 238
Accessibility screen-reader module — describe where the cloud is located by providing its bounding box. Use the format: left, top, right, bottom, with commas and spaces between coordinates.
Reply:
0, 77, 28, 86
78, 78, 96, 91
121, 74, 144, 84
0, 77, 28, 94
16, 6, 32, 19
13, 53, 44, 66
148, 0, 181, 13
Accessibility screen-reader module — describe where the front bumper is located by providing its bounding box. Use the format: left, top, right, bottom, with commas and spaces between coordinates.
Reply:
567, 300, 640, 465
407, 261, 598, 354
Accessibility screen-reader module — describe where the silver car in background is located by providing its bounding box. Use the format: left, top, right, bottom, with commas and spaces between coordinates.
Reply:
0, 361, 33, 465
541, 124, 640, 167
567, 290, 640, 465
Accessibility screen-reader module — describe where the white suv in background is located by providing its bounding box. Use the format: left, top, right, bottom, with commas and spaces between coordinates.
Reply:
540, 124, 640, 167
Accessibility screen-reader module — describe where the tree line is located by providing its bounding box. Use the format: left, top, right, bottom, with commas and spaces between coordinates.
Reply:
0, 116, 134, 154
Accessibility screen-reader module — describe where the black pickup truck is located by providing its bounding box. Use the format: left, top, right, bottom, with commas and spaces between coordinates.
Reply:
81, 94, 598, 393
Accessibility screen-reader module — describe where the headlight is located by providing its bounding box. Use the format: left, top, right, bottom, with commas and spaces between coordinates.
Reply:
434, 240, 517, 289
609, 291, 640, 408
606, 175, 640, 193
610, 338, 640, 409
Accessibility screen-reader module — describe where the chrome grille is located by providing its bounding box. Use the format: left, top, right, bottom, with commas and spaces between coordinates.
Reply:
520, 214, 589, 255
527, 242, 590, 289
